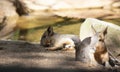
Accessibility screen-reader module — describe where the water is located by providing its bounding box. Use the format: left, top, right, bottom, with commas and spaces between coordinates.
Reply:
14, 11, 120, 42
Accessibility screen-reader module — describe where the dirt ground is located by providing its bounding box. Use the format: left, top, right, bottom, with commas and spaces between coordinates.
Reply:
0, 40, 120, 72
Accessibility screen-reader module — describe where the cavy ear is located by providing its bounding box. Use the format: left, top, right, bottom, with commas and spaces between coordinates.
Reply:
103, 26, 108, 36
91, 25, 97, 34
47, 26, 54, 36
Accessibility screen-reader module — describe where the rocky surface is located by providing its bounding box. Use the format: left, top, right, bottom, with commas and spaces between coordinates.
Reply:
80, 18, 120, 56
0, 0, 19, 39
22, 0, 120, 10
53, 9, 120, 19
0, 0, 120, 41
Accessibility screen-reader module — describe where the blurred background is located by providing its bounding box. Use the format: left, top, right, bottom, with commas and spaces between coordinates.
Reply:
0, 0, 120, 42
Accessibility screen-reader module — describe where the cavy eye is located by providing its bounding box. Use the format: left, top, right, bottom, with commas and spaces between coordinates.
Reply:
43, 35, 47, 38
99, 39, 104, 42
99, 39, 102, 41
